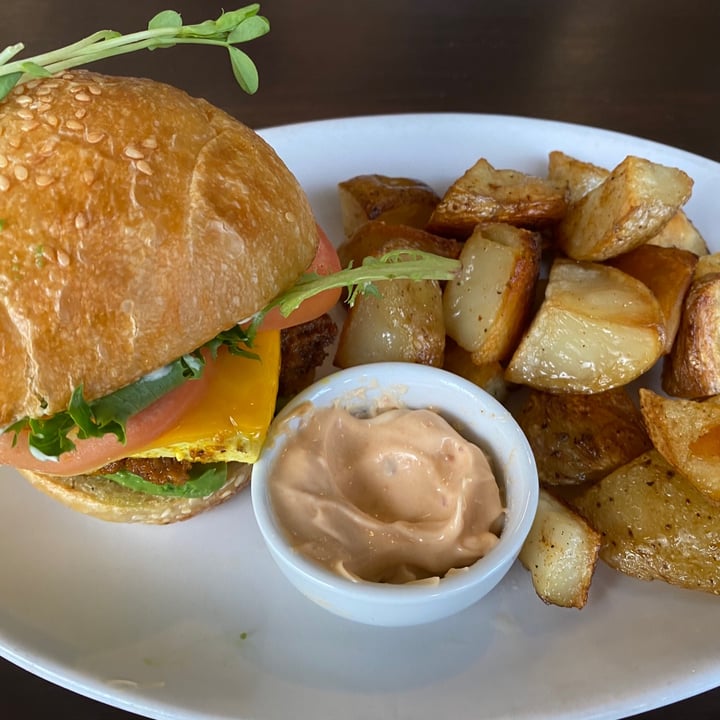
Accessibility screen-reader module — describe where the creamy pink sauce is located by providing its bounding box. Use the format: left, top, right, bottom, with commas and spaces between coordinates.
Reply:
268, 406, 505, 584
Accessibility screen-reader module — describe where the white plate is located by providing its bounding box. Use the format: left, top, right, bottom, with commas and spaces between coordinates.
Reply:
2, 114, 719, 720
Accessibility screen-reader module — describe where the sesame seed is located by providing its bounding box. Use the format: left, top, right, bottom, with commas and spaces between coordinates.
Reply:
75, 108, 87, 119
35, 86, 53, 96
35, 174, 54, 187
0, 176, 9, 192
17, 108, 34, 120
20, 120, 39, 133
0, 154, 7, 168
56, 249, 70, 267
15, 95, 32, 106
82, 169, 95, 185
65, 119, 84, 132
136, 160, 153, 176
123, 145, 144, 160
142, 137, 158, 150
7, 136, 21, 149
45, 114, 59, 127
26, 79, 41, 90
86, 131, 104, 144
39, 139, 58, 156
36, 102, 51, 113
75, 213, 87, 230
62, 73, 75, 80
87, 84, 102, 96
13, 165, 28, 182
75, 92, 91, 103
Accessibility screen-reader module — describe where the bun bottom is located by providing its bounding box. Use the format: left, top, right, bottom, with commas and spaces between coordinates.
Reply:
19, 463, 251, 524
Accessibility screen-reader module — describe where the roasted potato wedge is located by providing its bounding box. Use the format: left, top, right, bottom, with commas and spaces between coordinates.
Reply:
427, 158, 567, 237
608, 243, 698, 353
516, 387, 652, 486
334, 275, 445, 368
518, 489, 601, 609
571, 450, 720, 594
505, 259, 665, 393
443, 223, 541, 364
639, 388, 720, 503
648, 210, 709, 256
547, 150, 608, 204
556, 155, 693, 261
337, 220, 461, 271
337, 174, 440, 238
662, 253, 720, 398
695, 252, 720, 276
442, 340, 508, 402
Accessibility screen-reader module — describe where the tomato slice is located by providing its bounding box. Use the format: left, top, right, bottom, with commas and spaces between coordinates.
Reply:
0, 359, 213, 476
258, 224, 342, 331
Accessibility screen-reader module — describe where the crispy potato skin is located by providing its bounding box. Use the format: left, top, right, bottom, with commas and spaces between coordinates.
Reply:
648, 210, 709, 256
519, 489, 601, 609
337, 174, 440, 238
505, 259, 665, 393
443, 223, 541, 364
547, 151, 707, 255
608, 243, 698, 353
334, 226, 452, 369
662, 262, 720, 398
639, 388, 720, 503
547, 150, 608, 204
517, 387, 652, 486
334, 277, 445, 368
556, 155, 693, 261
337, 220, 461, 270
571, 450, 720, 594
427, 158, 567, 237
442, 340, 508, 403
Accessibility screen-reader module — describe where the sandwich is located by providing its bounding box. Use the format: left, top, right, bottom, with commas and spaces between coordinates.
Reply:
0, 69, 339, 523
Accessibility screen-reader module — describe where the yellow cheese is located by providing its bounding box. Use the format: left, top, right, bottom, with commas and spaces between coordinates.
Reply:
131, 330, 280, 464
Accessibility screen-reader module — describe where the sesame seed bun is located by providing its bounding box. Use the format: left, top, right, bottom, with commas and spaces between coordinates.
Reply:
0, 70, 317, 425
0, 70, 319, 523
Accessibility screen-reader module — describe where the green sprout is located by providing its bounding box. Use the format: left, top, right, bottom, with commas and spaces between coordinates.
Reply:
0, 5, 270, 101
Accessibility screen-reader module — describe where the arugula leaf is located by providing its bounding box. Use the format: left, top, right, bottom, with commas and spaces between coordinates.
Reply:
0, 5, 270, 100
101, 462, 228, 498
248, 249, 461, 333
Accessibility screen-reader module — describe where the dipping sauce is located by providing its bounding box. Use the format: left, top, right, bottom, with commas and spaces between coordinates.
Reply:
268, 406, 505, 584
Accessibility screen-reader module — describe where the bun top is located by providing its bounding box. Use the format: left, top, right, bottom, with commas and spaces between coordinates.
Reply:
0, 71, 317, 425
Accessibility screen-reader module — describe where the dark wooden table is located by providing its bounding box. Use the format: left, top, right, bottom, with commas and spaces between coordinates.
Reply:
1, 1, 719, 718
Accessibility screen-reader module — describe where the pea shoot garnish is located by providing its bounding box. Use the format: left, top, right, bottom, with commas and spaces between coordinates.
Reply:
0, 5, 269, 101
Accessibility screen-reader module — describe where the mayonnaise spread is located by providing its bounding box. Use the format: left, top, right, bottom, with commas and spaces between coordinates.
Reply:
268, 406, 505, 584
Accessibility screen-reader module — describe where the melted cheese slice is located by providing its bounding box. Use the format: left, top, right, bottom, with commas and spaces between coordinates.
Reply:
131, 330, 280, 464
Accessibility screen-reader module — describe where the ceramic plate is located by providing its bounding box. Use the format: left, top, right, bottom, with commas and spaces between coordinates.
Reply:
1, 114, 718, 720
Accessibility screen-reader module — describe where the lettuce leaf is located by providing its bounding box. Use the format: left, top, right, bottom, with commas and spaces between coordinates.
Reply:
100, 462, 228, 498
